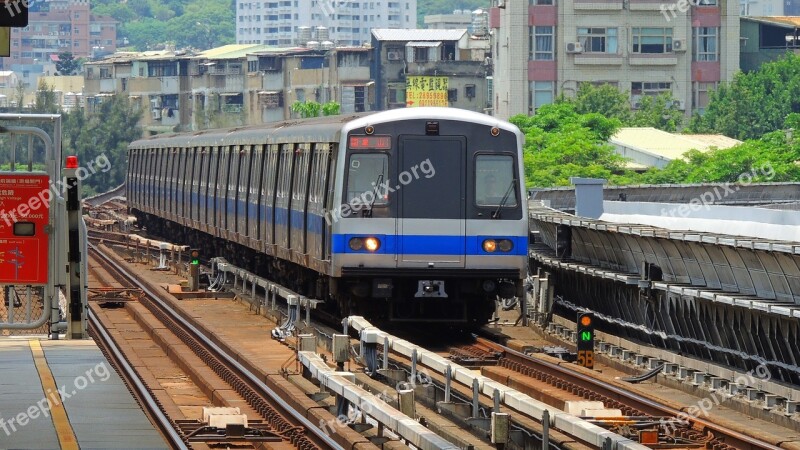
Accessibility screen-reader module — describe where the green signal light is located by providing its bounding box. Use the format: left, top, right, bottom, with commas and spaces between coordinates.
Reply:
580, 331, 592, 341
191, 259, 199, 265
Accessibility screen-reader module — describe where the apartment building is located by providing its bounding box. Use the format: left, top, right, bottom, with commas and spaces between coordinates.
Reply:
370, 28, 492, 111
236, 0, 417, 47
490, 0, 739, 119
6, 0, 116, 71
83, 44, 373, 134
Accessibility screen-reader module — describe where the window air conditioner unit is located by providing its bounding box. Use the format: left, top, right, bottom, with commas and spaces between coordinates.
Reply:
633, 101, 642, 109
672, 100, 685, 110
151, 109, 162, 120
387, 50, 402, 61
150, 97, 161, 108
673, 39, 686, 51
566, 42, 583, 53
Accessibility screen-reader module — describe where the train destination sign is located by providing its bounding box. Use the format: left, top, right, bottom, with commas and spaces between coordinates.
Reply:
0, 174, 50, 284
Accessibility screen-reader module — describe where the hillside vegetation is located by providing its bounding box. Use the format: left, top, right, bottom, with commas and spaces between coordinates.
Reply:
91, 0, 489, 50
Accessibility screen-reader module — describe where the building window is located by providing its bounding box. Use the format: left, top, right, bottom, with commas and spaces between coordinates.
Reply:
632, 27, 672, 53
530, 0, 554, 4
577, 27, 617, 53
388, 82, 406, 106
529, 26, 554, 60
693, 27, 718, 61
698, 0, 716, 4
693, 81, 716, 111
631, 82, 671, 106
529, 81, 554, 113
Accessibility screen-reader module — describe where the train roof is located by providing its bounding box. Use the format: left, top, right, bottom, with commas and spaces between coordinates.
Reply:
129, 108, 520, 150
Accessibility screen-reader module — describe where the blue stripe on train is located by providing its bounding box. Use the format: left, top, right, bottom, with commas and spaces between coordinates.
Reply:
331, 235, 527, 256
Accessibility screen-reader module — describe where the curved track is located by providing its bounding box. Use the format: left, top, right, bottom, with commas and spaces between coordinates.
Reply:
88, 242, 343, 450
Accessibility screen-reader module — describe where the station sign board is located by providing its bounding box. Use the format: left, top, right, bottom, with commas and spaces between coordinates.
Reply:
0, 174, 50, 284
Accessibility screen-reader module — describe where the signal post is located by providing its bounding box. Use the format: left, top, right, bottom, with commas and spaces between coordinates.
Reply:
576, 312, 594, 369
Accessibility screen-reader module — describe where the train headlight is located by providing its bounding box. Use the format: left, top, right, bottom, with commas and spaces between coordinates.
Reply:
364, 237, 381, 252
482, 239, 497, 253
349, 237, 364, 251
498, 239, 514, 252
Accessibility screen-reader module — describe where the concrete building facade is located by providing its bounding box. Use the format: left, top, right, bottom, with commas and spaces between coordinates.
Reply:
370, 28, 491, 112
740, 16, 800, 72
235, 0, 417, 47
83, 45, 373, 134
490, 0, 739, 119
6, 0, 116, 72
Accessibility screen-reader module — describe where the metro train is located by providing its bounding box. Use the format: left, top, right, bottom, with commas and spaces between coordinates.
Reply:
127, 107, 528, 325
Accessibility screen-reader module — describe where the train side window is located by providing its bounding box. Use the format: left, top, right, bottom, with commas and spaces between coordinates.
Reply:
345, 153, 388, 206
475, 154, 517, 207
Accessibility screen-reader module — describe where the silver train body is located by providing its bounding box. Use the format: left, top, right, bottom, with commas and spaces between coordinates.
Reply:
128, 108, 527, 325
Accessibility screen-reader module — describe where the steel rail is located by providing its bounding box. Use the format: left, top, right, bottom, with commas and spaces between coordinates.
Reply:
87, 308, 189, 450
476, 336, 785, 450
88, 242, 344, 450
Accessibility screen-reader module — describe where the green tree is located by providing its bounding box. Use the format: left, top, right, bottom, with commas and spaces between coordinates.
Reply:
55, 52, 81, 75
14, 80, 25, 111
689, 53, 800, 140
33, 80, 59, 114
321, 101, 341, 116
630, 92, 685, 132
573, 83, 632, 123
62, 95, 143, 195
117, 0, 235, 50
292, 100, 322, 118
510, 102, 634, 187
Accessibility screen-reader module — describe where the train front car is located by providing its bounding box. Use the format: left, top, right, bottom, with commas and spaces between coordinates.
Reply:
330, 108, 527, 326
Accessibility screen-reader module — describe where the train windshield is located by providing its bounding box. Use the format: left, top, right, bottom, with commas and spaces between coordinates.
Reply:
346, 153, 389, 207
475, 154, 517, 207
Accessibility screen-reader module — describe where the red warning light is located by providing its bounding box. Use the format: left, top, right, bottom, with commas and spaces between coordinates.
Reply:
65, 155, 79, 169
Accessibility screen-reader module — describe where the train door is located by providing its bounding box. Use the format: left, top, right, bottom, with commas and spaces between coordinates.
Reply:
397, 136, 466, 268
247, 145, 265, 244
216, 146, 231, 237
262, 144, 280, 254
290, 144, 311, 259
275, 144, 295, 260
237, 145, 252, 242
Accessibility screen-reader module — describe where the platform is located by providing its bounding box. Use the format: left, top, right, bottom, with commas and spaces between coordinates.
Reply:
0, 337, 168, 450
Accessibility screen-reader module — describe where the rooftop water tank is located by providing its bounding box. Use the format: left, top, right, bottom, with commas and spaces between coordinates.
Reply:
297, 26, 312, 46
315, 26, 330, 42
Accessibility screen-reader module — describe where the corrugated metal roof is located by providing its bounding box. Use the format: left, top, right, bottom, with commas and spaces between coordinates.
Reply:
371, 28, 466, 41
196, 44, 273, 59
610, 127, 741, 161
742, 16, 800, 28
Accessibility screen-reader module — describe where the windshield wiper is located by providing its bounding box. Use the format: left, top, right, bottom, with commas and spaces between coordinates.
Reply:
492, 179, 516, 219
362, 172, 384, 217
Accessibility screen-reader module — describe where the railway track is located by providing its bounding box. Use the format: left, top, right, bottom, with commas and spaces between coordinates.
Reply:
83, 218, 794, 450
87, 242, 342, 450
461, 336, 785, 450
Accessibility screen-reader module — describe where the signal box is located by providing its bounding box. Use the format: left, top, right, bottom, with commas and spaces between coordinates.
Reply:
0, 174, 50, 284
